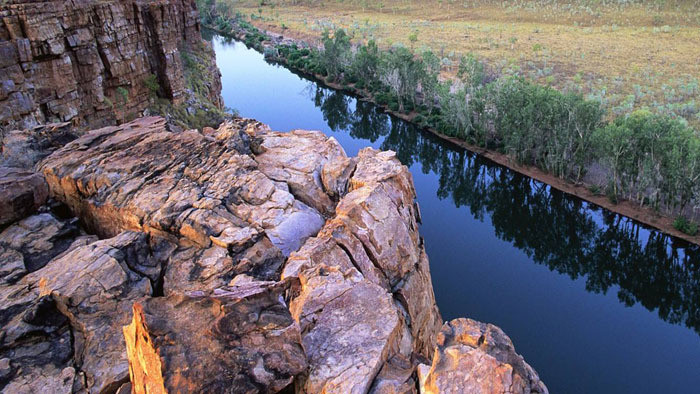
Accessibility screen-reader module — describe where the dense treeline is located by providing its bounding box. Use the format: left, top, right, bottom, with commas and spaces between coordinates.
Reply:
201, 6, 700, 235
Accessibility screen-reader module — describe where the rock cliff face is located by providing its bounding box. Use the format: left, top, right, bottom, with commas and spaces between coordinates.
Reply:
0, 0, 221, 131
0, 116, 546, 393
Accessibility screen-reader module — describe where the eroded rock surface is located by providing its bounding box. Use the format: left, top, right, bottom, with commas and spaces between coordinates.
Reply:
0, 122, 80, 168
0, 213, 83, 283
283, 148, 443, 393
417, 318, 549, 394
38, 117, 339, 294
0, 231, 160, 392
123, 278, 306, 393
0, 167, 48, 227
0, 115, 546, 393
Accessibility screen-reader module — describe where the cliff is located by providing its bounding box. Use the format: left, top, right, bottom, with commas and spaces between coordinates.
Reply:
0, 0, 222, 131
0, 116, 547, 393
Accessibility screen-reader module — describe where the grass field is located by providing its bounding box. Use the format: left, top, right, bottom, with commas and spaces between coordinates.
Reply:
233, 0, 700, 126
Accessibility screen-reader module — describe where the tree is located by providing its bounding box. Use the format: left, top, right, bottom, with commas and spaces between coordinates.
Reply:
321, 29, 352, 81
350, 40, 380, 85
380, 46, 423, 112
420, 50, 440, 111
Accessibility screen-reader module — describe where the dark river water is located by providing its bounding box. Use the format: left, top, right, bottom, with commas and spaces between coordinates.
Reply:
209, 35, 700, 393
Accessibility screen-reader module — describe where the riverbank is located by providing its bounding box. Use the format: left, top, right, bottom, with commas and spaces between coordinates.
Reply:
211, 25, 700, 247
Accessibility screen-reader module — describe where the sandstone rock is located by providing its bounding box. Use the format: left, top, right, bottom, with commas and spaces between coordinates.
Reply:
0, 167, 48, 227
0, 115, 547, 394
0, 213, 82, 283
39, 117, 330, 291
0, 231, 160, 393
251, 129, 354, 216
123, 279, 306, 393
0, 0, 221, 131
417, 318, 548, 394
283, 148, 442, 393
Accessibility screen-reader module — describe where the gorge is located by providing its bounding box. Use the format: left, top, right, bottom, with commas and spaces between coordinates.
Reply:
0, 1, 699, 393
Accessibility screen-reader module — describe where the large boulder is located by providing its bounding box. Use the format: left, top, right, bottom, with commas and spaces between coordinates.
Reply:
123, 278, 306, 393
0, 167, 48, 227
250, 129, 355, 216
417, 319, 549, 394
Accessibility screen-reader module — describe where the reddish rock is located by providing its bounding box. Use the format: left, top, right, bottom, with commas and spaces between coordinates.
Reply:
123, 279, 306, 393
417, 318, 549, 394
0, 0, 221, 131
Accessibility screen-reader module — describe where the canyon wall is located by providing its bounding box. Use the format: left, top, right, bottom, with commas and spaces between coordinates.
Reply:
0, 0, 221, 131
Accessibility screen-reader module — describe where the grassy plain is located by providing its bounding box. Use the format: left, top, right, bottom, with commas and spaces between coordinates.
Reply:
234, 0, 700, 125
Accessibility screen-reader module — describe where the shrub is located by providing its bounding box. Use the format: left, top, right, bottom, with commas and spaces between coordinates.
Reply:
490, 77, 604, 180
593, 110, 700, 212
144, 74, 160, 98
673, 216, 699, 236
116, 87, 129, 104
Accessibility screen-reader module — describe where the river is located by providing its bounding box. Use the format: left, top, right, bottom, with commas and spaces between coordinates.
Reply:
209, 34, 700, 393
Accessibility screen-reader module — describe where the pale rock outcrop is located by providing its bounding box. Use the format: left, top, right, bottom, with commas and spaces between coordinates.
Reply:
0, 231, 160, 392
0, 167, 48, 227
0, 115, 547, 393
417, 318, 548, 394
123, 278, 306, 393
250, 128, 355, 216
38, 117, 336, 295
283, 148, 442, 393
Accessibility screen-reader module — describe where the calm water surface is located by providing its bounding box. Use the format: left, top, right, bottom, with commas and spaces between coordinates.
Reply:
211, 35, 700, 393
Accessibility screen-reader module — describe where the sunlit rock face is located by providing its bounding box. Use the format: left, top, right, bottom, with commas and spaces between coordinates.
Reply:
0, 115, 546, 393
0, 0, 221, 131
418, 318, 549, 394
284, 147, 443, 393
123, 278, 307, 394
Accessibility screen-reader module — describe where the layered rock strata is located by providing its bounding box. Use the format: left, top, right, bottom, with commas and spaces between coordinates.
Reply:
0, 0, 221, 131
0, 116, 547, 393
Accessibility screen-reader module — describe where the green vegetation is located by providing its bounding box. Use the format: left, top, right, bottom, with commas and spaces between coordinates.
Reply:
232, 0, 700, 129
147, 41, 234, 130
144, 74, 161, 99
201, 4, 700, 229
673, 216, 699, 236
116, 87, 129, 104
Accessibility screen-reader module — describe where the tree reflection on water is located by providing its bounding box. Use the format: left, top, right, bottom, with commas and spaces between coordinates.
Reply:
310, 83, 700, 335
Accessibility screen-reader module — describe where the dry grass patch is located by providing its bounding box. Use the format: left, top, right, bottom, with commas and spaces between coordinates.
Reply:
234, 0, 700, 125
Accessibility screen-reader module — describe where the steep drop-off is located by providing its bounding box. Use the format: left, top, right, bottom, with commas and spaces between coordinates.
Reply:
0, 0, 222, 131
0, 116, 546, 393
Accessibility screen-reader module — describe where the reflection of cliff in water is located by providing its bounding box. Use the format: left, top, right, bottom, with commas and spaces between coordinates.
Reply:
310, 85, 700, 335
